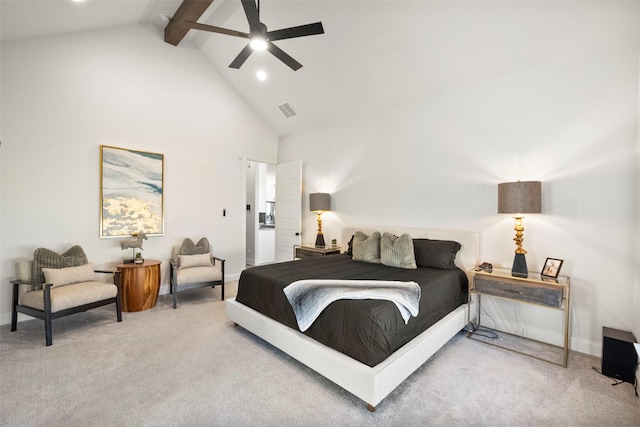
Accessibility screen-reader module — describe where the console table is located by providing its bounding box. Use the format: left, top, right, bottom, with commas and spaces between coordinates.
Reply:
467, 267, 571, 367
115, 260, 161, 312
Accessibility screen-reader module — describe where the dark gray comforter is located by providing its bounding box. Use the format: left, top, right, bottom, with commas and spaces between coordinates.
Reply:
235, 254, 468, 367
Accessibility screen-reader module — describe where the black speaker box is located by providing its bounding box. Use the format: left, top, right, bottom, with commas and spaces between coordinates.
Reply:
602, 326, 638, 384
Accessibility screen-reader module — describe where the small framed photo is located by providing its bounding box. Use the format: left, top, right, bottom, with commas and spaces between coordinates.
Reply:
541, 258, 563, 278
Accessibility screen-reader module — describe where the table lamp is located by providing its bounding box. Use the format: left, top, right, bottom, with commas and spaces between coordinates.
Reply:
309, 192, 331, 248
498, 181, 541, 278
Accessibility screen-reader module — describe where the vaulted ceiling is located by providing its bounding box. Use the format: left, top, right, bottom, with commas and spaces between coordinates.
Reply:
2, 1, 639, 140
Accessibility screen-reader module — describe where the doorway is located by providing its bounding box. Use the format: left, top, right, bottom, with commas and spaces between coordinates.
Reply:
245, 161, 276, 266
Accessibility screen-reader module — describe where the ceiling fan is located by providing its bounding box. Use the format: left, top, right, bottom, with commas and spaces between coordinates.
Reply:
186, 0, 324, 71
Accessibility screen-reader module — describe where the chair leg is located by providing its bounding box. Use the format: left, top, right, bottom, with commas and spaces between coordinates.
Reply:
114, 271, 123, 322
170, 265, 178, 308
115, 293, 123, 322
44, 285, 53, 346
11, 282, 19, 332
44, 316, 53, 346
220, 260, 225, 301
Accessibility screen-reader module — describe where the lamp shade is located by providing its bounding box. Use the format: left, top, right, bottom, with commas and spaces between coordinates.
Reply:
309, 193, 331, 212
498, 181, 541, 214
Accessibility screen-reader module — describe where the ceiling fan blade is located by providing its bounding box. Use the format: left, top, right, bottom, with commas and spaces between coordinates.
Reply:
266, 42, 302, 71
186, 21, 249, 39
267, 22, 324, 41
241, 0, 260, 29
229, 43, 254, 69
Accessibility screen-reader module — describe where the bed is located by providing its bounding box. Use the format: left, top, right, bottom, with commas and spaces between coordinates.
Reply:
226, 225, 478, 411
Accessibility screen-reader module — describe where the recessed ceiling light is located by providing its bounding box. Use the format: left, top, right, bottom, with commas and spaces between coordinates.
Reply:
256, 70, 267, 81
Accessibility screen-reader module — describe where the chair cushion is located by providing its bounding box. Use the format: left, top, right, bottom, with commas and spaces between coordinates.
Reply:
15, 260, 32, 282
179, 253, 212, 269
15, 260, 36, 305
32, 245, 88, 283
21, 281, 117, 313
42, 263, 96, 287
176, 265, 222, 286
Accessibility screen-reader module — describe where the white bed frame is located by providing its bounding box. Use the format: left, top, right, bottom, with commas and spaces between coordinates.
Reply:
226, 225, 478, 411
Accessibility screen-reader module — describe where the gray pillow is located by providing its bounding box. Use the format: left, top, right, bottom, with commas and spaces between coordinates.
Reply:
352, 231, 381, 264
180, 237, 211, 255
381, 233, 417, 269
32, 245, 88, 283
413, 239, 461, 270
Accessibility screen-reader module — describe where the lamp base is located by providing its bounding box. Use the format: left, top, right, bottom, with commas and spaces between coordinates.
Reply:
511, 253, 528, 278
315, 233, 326, 248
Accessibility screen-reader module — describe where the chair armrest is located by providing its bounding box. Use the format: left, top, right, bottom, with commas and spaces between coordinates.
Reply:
211, 255, 225, 266
10, 279, 49, 291
10, 279, 44, 286
11, 270, 114, 286
11, 279, 51, 294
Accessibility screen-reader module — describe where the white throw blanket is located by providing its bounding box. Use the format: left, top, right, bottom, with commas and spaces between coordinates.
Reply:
283, 279, 421, 332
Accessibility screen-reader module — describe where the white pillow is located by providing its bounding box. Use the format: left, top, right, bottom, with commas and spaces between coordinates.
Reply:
42, 263, 96, 287
179, 252, 212, 269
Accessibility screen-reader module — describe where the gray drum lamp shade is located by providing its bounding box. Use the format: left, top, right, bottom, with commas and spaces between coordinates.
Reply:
310, 193, 331, 212
498, 181, 541, 214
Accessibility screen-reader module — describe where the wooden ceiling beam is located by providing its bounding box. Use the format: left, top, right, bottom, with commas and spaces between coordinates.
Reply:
164, 0, 214, 46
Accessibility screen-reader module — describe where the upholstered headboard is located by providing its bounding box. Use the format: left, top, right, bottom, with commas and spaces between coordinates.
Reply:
341, 225, 479, 275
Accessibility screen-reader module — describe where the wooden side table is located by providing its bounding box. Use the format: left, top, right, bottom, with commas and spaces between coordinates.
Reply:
294, 245, 341, 260
115, 260, 161, 312
467, 267, 571, 367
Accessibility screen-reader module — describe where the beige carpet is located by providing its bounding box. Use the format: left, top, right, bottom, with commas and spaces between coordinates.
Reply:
1, 281, 639, 426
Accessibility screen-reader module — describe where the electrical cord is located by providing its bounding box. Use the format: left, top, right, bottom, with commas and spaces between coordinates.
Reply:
472, 327, 499, 339
592, 366, 639, 398
463, 321, 499, 339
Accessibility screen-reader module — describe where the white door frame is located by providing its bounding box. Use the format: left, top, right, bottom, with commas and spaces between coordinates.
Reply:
243, 156, 276, 267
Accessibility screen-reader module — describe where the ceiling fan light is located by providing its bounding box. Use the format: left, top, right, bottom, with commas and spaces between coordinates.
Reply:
249, 35, 268, 51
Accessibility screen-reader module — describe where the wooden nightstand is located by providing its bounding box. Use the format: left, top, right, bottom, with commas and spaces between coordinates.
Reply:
294, 245, 341, 260
467, 267, 570, 367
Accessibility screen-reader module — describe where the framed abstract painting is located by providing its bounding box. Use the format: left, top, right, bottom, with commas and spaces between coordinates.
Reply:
100, 145, 164, 238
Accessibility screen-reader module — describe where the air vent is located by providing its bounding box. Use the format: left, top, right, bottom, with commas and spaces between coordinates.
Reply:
277, 102, 297, 118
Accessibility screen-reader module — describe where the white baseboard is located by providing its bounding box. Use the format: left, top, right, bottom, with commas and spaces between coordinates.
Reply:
1, 312, 14, 326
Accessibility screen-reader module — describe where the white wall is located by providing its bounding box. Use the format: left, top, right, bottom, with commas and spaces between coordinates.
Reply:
0, 24, 278, 324
634, 40, 640, 342
280, 30, 640, 356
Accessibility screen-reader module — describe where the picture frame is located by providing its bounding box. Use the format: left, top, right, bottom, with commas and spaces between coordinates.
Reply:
100, 145, 164, 238
541, 257, 563, 278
